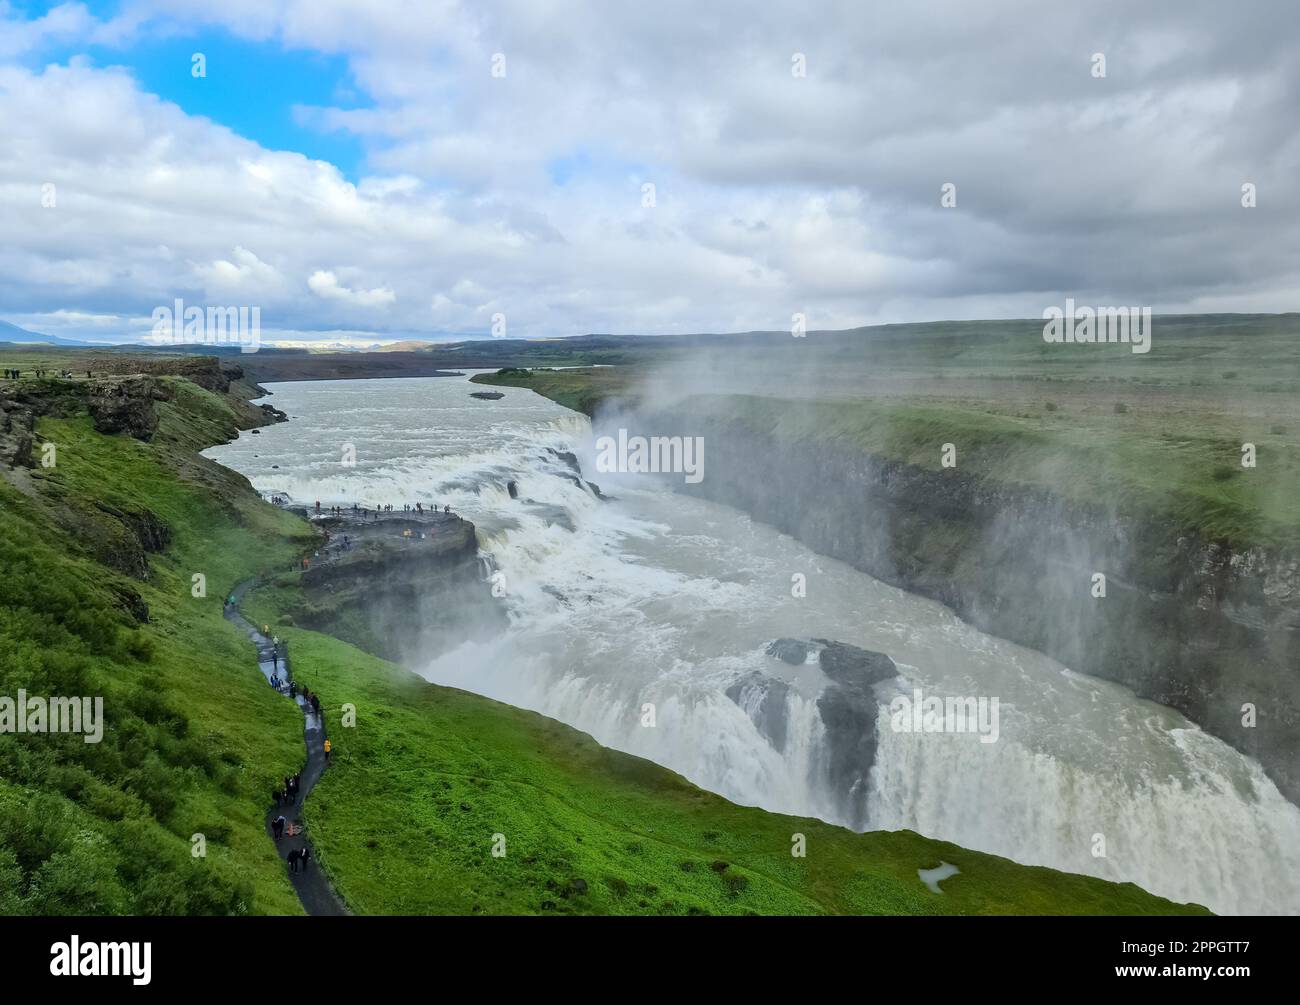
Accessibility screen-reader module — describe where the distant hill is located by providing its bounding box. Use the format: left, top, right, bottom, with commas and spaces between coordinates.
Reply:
0, 320, 101, 347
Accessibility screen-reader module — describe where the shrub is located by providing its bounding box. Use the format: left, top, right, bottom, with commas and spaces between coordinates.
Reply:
721, 872, 750, 897
604, 876, 630, 897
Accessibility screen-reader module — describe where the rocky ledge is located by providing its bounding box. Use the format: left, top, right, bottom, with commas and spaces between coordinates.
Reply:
287, 508, 507, 664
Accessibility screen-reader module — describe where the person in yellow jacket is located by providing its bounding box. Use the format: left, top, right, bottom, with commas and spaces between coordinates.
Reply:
324, 738, 332, 762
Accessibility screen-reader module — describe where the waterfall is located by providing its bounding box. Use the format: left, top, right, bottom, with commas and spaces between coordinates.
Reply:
206, 373, 1300, 916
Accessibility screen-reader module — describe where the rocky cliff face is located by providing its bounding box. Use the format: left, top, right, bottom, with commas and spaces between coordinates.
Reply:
92, 355, 235, 394
0, 394, 36, 467
3, 374, 171, 443
294, 513, 506, 664
86, 376, 169, 439
647, 408, 1300, 805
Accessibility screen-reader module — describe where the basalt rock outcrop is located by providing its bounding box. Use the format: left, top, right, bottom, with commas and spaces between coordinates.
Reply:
93, 355, 233, 394
0, 395, 36, 467
86, 376, 169, 440
295, 512, 506, 664
725, 672, 791, 753
2, 380, 92, 467
257, 402, 288, 424
765, 638, 810, 665
544, 447, 605, 500
811, 640, 899, 829
1, 375, 169, 468
731, 638, 899, 829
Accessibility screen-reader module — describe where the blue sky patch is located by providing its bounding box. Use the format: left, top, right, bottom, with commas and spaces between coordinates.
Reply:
16, 3, 372, 178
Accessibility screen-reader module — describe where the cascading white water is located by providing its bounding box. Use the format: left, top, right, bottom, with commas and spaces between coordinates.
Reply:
206, 373, 1300, 915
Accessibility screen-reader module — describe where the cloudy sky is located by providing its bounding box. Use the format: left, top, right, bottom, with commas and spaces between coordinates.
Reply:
1, 0, 1296, 345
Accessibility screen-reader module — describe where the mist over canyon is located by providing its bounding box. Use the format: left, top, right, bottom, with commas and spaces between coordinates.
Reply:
206, 371, 1300, 916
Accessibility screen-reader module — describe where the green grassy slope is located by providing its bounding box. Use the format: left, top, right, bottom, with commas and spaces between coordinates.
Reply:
0, 390, 314, 913
472, 366, 635, 417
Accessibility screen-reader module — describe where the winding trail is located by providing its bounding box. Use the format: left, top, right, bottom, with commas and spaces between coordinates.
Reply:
225, 579, 348, 917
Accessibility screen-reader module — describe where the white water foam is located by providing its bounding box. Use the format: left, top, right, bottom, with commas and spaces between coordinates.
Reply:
206, 374, 1300, 915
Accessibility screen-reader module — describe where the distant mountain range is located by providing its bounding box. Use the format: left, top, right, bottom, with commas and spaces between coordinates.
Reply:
0, 320, 103, 347
5, 311, 1296, 357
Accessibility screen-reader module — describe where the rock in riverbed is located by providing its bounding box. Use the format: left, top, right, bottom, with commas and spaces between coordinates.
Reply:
729, 638, 899, 830
766, 638, 811, 664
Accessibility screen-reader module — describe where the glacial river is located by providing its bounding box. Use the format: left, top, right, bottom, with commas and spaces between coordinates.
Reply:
205, 373, 1300, 915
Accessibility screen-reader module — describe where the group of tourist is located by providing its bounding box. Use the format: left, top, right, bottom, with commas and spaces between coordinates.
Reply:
1, 367, 85, 379
313, 500, 454, 517
266, 646, 326, 878
278, 772, 303, 806
270, 810, 314, 875
225, 584, 335, 888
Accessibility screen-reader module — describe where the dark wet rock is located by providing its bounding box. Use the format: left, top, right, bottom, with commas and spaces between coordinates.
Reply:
812, 641, 897, 830
541, 584, 570, 606
469, 391, 504, 400
748, 637, 899, 829
766, 638, 811, 665
585, 480, 606, 499
296, 512, 507, 664
87, 376, 168, 440
725, 672, 790, 753
547, 447, 581, 473
816, 685, 878, 831
813, 639, 899, 688
104, 503, 172, 554
507, 480, 518, 499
